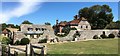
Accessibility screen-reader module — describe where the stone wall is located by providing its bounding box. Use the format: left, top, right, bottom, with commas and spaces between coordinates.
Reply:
14, 29, 119, 43
58, 30, 119, 41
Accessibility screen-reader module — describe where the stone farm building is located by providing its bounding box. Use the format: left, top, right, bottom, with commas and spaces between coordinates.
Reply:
55, 15, 91, 34
14, 24, 55, 43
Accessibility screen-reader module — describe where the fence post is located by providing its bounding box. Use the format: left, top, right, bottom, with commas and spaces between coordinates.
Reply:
0, 42, 1, 56
26, 44, 28, 56
14, 51, 18, 56
41, 46, 45, 56
30, 44, 32, 56
8, 44, 10, 56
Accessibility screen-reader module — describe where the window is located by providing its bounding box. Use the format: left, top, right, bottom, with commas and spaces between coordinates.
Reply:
28, 28, 33, 31
36, 28, 40, 31
86, 26, 88, 28
81, 26, 82, 28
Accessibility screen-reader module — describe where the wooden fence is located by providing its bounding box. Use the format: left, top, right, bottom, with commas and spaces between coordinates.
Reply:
0, 43, 45, 56
30, 44, 45, 56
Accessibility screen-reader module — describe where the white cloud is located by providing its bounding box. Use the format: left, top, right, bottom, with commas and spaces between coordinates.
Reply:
0, 0, 42, 23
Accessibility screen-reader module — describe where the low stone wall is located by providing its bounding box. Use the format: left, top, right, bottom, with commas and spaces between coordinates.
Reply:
59, 30, 119, 41
14, 29, 119, 43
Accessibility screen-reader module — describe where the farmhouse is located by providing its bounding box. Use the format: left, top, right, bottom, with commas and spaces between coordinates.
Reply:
20, 24, 53, 38
13, 24, 55, 43
55, 15, 91, 34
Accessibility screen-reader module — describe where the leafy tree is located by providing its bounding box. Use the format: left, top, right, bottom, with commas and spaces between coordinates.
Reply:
106, 20, 120, 29
2, 37, 12, 44
20, 38, 30, 45
2, 23, 7, 30
21, 20, 33, 24
116, 20, 120, 23
45, 22, 51, 25
78, 4, 113, 29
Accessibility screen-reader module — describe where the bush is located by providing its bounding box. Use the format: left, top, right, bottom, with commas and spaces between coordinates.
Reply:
20, 38, 30, 45
38, 38, 47, 43
93, 35, 98, 39
93, 35, 102, 39
100, 34, 108, 39
71, 28, 77, 30
14, 40, 21, 45
2, 37, 12, 44
108, 34, 115, 38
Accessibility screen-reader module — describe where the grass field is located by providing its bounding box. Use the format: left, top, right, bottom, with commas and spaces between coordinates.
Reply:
47, 39, 119, 56
9, 39, 119, 56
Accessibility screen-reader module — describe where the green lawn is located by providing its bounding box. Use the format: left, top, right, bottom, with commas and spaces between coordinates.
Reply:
47, 39, 119, 56
8, 39, 119, 56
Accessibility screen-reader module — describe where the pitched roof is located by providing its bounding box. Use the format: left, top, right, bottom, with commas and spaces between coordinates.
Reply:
2, 29, 10, 34
59, 22, 68, 26
69, 19, 81, 25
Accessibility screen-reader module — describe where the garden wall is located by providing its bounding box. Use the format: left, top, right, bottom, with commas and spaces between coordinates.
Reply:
59, 30, 119, 41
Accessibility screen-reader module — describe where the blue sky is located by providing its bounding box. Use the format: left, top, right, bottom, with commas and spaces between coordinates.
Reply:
1, 2, 119, 26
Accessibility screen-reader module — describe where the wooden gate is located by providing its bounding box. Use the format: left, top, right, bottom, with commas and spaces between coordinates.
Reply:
30, 44, 45, 56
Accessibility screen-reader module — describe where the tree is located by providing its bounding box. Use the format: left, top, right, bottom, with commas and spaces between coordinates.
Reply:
21, 20, 33, 24
2, 23, 7, 30
45, 22, 51, 25
78, 4, 113, 29
106, 20, 120, 29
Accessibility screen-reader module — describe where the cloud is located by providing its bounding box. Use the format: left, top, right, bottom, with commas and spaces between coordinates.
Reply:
0, 0, 42, 23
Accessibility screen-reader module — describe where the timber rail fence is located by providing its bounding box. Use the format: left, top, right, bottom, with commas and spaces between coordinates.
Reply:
0, 43, 45, 56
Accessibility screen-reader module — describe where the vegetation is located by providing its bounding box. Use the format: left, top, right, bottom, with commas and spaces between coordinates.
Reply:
47, 39, 118, 55
100, 34, 108, 39
106, 20, 120, 29
70, 27, 77, 30
21, 20, 33, 24
38, 38, 47, 43
93, 35, 102, 39
45, 22, 51, 25
55, 26, 71, 37
108, 34, 115, 38
14, 40, 21, 45
73, 31, 81, 40
2, 37, 12, 44
1, 23, 20, 30
20, 38, 30, 45
78, 5, 113, 29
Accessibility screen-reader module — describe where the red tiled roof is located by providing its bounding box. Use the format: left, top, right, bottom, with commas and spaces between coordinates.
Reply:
59, 22, 68, 26
58, 17, 87, 26
69, 19, 81, 25
2, 29, 9, 34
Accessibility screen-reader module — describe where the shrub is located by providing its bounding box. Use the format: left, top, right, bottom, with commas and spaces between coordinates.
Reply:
71, 28, 77, 30
38, 38, 47, 43
14, 40, 21, 45
20, 38, 30, 45
2, 37, 12, 44
108, 34, 115, 38
93, 35, 102, 39
100, 34, 108, 39
93, 35, 98, 39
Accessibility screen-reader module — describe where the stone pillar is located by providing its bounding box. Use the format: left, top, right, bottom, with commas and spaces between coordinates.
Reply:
75, 38, 77, 41
34, 35, 37, 38
59, 26, 62, 34
27, 35, 30, 38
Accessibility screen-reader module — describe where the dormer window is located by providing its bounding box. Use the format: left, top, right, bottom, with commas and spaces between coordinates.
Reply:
36, 28, 40, 31
28, 28, 33, 31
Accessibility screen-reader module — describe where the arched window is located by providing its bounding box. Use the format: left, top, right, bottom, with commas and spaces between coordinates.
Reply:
86, 26, 88, 28
81, 26, 82, 28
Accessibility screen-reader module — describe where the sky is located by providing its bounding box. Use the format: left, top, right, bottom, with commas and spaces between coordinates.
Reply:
0, 1, 119, 26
